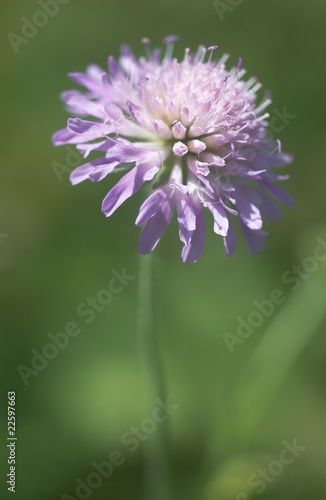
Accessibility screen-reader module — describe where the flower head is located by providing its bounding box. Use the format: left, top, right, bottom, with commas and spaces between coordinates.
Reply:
53, 37, 293, 263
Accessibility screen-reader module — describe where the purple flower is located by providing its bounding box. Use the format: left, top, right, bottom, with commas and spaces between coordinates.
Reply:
53, 37, 293, 263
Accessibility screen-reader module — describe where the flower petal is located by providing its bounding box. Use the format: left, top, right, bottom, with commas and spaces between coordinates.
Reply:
68, 118, 112, 137
261, 180, 295, 208
176, 193, 197, 245
234, 189, 263, 230
135, 190, 165, 226
154, 119, 171, 138
224, 221, 237, 257
70, 158, 116, 185
139, 205, 173, 254
240, 221, 268, 254
207, 202, 229, 236
102, 160, 160, 217
172, 121, 187, 140
181, 210, 205, 263
61, 91, 105, 118
52, 128, 83, 146
258, 194, 283, 221
68, 66, 106, 96
188, 140, 207, 154
88, 162, 120, 182
173, 141, 188, 157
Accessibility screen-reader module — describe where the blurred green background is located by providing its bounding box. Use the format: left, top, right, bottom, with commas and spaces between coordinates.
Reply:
1, 0, 326, 499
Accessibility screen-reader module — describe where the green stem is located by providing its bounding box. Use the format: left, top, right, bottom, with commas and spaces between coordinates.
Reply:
137, 253, 170, 500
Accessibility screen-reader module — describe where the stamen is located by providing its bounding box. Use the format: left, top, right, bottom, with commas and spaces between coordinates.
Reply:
163, 35, 180, 44
138, 77, 149, 86
250, 82, 263, 94
235, 57, 246, 81
230, 142, 236, 158
183, 47, 190, 63
141, 37, 151, 59
255, 98, 272, 115
277, 139, 282, 154
218, 53, 230, 66
195, 45, 207, 63
223, 74, 230, 83
207, 45, 218, 63
163, 35, 180, 62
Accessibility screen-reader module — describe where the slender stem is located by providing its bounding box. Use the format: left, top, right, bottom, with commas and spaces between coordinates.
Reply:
137, 253, 170, 500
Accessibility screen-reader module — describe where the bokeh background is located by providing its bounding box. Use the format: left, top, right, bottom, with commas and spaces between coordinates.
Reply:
1, 0, 325, 499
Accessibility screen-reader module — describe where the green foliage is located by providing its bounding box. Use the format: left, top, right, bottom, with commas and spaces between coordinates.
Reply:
1, 1, 325, 499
